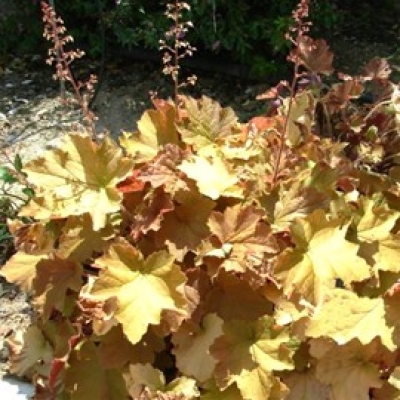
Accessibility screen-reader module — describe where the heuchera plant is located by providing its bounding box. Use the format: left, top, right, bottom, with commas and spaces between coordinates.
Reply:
2, 0, 400, 399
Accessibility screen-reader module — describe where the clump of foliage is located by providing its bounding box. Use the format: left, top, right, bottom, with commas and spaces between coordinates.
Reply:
3, 0, 400, 399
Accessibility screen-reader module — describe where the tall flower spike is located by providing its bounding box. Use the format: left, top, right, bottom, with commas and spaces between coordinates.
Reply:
41, 1, 98, 137
159, 1, 197, 108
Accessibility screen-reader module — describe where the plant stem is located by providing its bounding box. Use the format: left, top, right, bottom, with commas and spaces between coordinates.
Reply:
271, 63, 299, 186
49, 0, 65, 100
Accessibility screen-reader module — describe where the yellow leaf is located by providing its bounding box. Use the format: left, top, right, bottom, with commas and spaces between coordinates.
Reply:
274, 210, 370, 305
172, 314, 223, 383
278, 91, 314, 146
124, 363, 199, 399
306, 289, 396, 351
178, 147, 243, 200
373, 234, 400, 273
20, 134, 133, 231
389, 367, 400, 390
200, 380, 243, 399
356, 196, 399, 242
0, 252, 46, 292
165, 376, 200, 398
236, 368, 276, 400
120, 101, 180, 164
91, 242, 187, 344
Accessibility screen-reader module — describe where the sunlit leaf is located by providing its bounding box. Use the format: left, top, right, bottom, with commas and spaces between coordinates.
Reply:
178, 146, 243, 200
278, 90, 315, 145
306, 289, 396, 351
311, 339, 382, 400
0, 252, 46, 292
20, 134, 133, 231
91, 242, 187, 344
274, 210, 370, 305
120, 100, 180, 164
7, 326, 53, 377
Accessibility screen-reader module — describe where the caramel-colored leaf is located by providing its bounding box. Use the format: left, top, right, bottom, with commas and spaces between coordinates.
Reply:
284, 368, 333, 400
57, 214, 114, 262
294, 36, 334, 75
34, 257, 83, 321
65, 340, 128, 400
312, 339, 382, 400
154, 190, 215, 261
206, 204, 278, 273
172, 314, 223, 383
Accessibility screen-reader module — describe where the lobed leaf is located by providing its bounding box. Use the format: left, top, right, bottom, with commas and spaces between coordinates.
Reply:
274, 210, 370, 305
91, 242, 188, 344
20, 134, 133, 231
178, 95, 238, 150
306, 289, 397, 351
120, 99, 181, 164
178, 147, 243, 200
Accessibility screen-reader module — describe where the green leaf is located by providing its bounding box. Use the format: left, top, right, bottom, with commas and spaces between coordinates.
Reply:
22, 187, 35, 198
14, 154, 23, 172
0, 166, 17, 184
